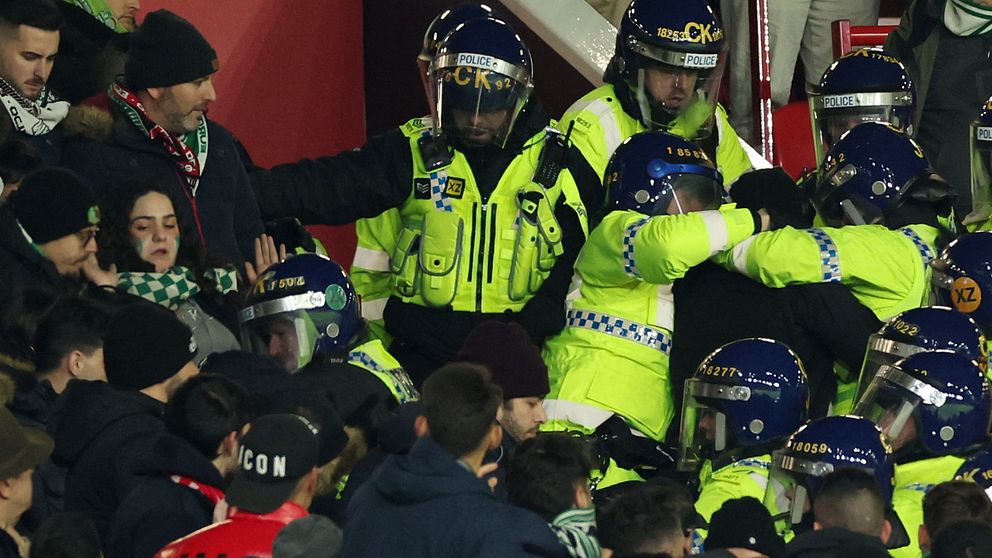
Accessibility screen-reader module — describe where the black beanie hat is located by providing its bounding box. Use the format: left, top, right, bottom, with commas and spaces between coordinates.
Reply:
125, 10, 218, 90
705, 497, 786, 558
11, 168, 99, 245
104, 303, 197, 390
456, 321, 550, 400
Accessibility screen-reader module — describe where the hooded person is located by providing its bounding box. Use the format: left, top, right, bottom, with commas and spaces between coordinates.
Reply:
61, 9, 264, 268
52, 301, 199, 549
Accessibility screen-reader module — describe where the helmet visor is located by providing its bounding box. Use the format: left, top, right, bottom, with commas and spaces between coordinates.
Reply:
855, 335, 924, 403
240, 309, 318, 374
812, 166, 886, 226
432, 54, 533, 148
678, 378, 753, 471
626, 39, 727, 140
853, 365, 942, 451
809, 92, 914, 164
967, 121, 992, 227
765, 450, 831, 532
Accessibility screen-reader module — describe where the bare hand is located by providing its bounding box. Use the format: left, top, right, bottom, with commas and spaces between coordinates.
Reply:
244, 234, 287, 285
81, 254, 118, 287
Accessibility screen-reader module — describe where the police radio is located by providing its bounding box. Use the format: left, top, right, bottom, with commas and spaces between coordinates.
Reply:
418, 130, 453, 171
533, 121, 574, 189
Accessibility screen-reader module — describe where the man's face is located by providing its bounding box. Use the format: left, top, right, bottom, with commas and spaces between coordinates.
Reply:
38, 226, 99, 278
499, 396, 547, 441
698, 409, 718, 442
0, 25, 59, 100
107, 0, 140, 31
265, 318, 300, 373
450, 107, 510, 147
2, 468, 34, 520
880, 408, 918, 452
147, 76, 217, 135
644, 65, 698, 115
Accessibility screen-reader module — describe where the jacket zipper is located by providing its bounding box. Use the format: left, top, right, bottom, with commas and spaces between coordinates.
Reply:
476, 202, 487, 312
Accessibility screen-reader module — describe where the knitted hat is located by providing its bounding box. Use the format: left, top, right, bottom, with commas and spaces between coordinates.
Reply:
705, 497, 786, 558
104, 302, 197, 390
272, 515, 343, 558
125, 10, 218, 90
456, 321, 550, 400
11, 168, 99, 244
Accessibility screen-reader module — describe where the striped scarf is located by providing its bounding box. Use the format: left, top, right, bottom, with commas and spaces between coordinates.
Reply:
944, 0, 992, 36
117, 265, 238, 311
550, 507, 601, 558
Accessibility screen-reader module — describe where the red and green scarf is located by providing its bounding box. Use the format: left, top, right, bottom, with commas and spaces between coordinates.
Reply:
109, 81, 209, 195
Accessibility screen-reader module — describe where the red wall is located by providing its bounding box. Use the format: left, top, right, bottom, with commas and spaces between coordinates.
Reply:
138, 1, 364, 267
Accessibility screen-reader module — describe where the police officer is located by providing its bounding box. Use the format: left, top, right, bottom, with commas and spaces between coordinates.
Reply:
541, 131, 770, 486
560, 0, 759, 195
966, 96, 992, 230
808, 47, 916, 165
854, 306, 988, 411
240, 253, 418, 404
351, 3, 496, 345
715, 122, 957, 322
680, 338, 809, 550
251, 18, 600, 384
764, 415, 906, 549
932, 231, 992, 357
854, 349, 992, 558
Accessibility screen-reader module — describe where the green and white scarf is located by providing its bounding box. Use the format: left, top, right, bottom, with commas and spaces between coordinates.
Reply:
0, 77, 69, 137
944, 0, 992, 36
63, 0, 129, 33
550, 507, 601, 558
117, 265, 238, 311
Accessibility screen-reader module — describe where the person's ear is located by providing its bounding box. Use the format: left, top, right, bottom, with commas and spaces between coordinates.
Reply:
813, 520, 823, 531
488, 423, 503, 451
218, 430, 238, 458
414, 415, 429, 437
0, 478, 12, 500
572, 482, 592, 508
66, 350, 85, 377
145, 86, 166, 101
881, 519, 893, 545
918, 523, 930, 551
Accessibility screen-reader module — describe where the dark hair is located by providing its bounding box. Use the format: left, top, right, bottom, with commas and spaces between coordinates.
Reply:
421, 363, 502, 458
0, 0, 63, 32
0, 139, 42, 187
931, 519, 992, 558
924, 481, 992, 539
29, 512, 101, 558
506, 433, 594, 521
0, 288, 58, 369
813, 468, 887, 537
32, 296, 109, 373
598, 487, 683, 555
164, 374, 253, 459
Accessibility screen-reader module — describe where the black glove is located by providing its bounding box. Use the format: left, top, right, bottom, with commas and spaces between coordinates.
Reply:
265, 218, 317, 254
730, 167, 814, 230
594, 415, 678, 477
513, 294, 566, 345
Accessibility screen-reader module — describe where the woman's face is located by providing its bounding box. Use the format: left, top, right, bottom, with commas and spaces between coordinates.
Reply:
129, 191, 179, 272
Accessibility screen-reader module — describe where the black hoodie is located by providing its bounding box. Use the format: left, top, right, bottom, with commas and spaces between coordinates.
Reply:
52, 380, 165, 549
108, 433, 226, 558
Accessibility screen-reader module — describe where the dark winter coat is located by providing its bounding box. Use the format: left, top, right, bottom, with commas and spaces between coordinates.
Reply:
343, 436, 568, 558
52, 380, 165, 548
48, 2, 127, 104
786, 527, 892, 558
60, 106, 264, 267
109, 433, 225, 558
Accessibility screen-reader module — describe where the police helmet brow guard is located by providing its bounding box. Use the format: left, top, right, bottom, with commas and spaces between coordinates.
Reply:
954, 445, 992, 499
429, 17, 534, 149
604, 130, 724, 217
765, 415, 894, 528
855, 306, 988, 404
615, 0, 727, 139
931, 231, 992, 335
966, 96, 992, 227
417, 4, 496, 123
812, 122, 954, 227
240, 253, 362, 374
678, 338, 810, 472
853, 350, 992, 459
809, 48, 916, 164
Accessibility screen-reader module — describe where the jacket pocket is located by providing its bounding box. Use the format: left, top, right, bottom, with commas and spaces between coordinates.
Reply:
417, 211, 464, 307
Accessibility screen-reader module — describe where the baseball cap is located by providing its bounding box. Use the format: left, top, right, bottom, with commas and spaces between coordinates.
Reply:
226, 414, 320, 514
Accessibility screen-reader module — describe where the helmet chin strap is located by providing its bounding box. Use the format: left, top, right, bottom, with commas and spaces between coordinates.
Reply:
841, 199, 868, 225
